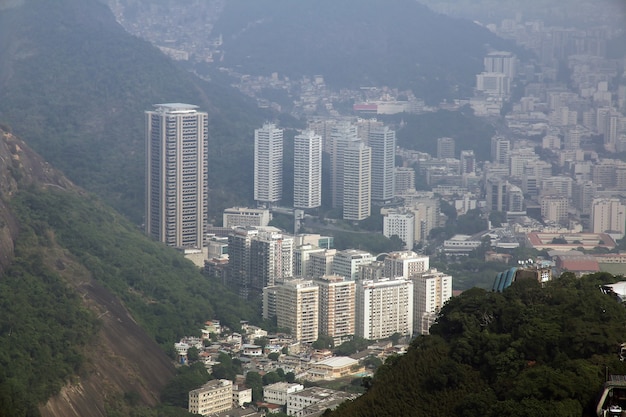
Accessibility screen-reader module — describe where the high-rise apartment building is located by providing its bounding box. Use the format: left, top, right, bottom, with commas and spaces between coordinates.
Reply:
436, 137, 455, 159
343, 141, 371, 221
573, 181, 598, 216
227, 227, 259, 299
383, 251, 429, 279
332, 249, 375, 281
592, 198, 626, 238
315, 275, 356, 341
356, 278, 413, 340
412, 269, 452, 335
491, 135, 511, 166
250, 230, 293, 290
382, 209, 415, 250
270, 279, 319, 343
540, 195, 569, 225
356, 118, 384, 144
293, 244, 325, 278
476, 72, 511, 97
369, 127, 396, 204
394, 167, 415, 196
328, 122, 359, 208
254, 123, 283, 207
145, 103, 208, 249
309, 249, 337, 279
228, 226, 293, 298
484, 51, 517, 79
294, 130, 322, 209
460, 150, 476, 174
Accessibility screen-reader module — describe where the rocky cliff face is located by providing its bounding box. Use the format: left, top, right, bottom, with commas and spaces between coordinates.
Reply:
0, 126, 175, 417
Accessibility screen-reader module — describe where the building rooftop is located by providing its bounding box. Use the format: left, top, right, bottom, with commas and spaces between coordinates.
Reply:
153, 103, 199, 112
314, 356, 358, 369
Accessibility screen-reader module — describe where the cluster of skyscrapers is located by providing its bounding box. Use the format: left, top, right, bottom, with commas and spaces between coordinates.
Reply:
253, 120, 397, 221
260, 249, 451, 343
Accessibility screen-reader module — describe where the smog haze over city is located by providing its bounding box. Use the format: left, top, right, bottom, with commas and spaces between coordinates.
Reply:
2, 0, 626, 416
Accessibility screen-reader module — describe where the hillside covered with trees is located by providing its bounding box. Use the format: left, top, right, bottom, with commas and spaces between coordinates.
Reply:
0, 0, 272, 224
328, 273, 626, 417
0, 127, 255, 417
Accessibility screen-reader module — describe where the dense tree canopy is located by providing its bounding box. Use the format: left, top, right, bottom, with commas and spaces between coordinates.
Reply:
329, 273, 626, 417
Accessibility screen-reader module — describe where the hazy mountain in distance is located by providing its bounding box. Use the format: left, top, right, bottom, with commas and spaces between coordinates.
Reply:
0, 0, 270, 224
415, 0, 626, 28
212, 0, 522, 103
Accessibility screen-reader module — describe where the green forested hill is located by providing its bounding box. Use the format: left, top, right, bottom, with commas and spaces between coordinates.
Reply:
0, 128, 255, 417
0, 0, 269, 224
329, 274, 626, 417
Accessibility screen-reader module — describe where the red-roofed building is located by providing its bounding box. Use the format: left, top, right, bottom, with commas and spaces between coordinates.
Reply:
555, 255, 600, 277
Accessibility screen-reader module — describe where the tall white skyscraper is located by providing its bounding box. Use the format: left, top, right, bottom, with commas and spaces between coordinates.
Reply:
145, 103, 208, 249
369, 126, 396, 205
294, 130, 322, 209
328, 122, 359, 208
343, 141, 371, 221
254, 123, 283, 207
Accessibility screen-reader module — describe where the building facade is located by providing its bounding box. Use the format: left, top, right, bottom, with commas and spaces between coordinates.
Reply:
332, 249, 375, 281
315, 275, 356, 341
382, 209, 415, 250
369, 126, 396, 204
383, 251, 430, 279
436, 137, 455, 159
223, 207, 272, 228
188, 379, 233, 416
294, 130, 322, 209
355, 278, 413, 340
254, 123, 283, 207
342, 141, 372, 221
328, 122, 359, 208
145, 103, 208, 249
412, 269, 452, 335
592, 198, 626, 238
273, 279, 319, 343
